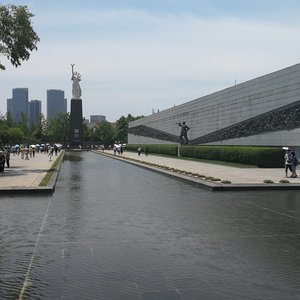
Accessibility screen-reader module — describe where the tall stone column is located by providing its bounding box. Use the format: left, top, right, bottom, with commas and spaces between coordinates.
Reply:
70, 98, 83, 147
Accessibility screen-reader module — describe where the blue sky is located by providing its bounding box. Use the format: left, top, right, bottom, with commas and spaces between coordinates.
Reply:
1, 0, 300, 121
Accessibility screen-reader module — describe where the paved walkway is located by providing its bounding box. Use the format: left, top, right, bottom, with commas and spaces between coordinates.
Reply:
95, 150, 300, 187
0, 151, 60, 189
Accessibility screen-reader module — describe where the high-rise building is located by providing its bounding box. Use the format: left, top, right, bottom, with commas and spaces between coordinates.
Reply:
47, 89, 67, 120
29, 100, 42, 125
7, 88, 29, 123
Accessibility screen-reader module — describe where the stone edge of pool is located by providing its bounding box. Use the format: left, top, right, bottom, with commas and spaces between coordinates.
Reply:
93, 151, 300, 192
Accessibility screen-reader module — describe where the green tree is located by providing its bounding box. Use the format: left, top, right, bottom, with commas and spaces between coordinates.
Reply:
115, 114, 143, 143
5, 111, 14, 128
82, 122, 94, 142
17, 111, 30, 137
0, 112, 6, 127
8, 127, 24, 143
0, 125, 24, 144
0, 4, 40, 69
115, 116, 127, 143
93, 121, 115, 146
31, 113, 47, 141
46, 113, 70, 144
0, 125, 9, 144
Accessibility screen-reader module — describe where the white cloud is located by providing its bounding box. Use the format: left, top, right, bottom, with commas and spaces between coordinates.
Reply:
1, 7, 300, 121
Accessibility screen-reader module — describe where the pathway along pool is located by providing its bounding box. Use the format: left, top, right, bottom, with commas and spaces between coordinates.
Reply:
0, 151, 299, 299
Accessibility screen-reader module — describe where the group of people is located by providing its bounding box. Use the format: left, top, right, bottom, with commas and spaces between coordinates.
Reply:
18, 145, 36, 160
284, 148, 299, 178
137, 146, 149, 156
47, 144, 61, 161
0, 143, 62, 172
113, 142, 125, 155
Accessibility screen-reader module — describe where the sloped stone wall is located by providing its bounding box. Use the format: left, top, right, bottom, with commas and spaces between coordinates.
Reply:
128, 64, 300, 147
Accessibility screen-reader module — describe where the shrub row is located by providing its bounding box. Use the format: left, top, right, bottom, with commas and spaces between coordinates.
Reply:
126, 144, 284, 168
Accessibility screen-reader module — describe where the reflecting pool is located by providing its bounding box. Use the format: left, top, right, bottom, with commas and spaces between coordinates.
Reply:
0, 151, 299, 299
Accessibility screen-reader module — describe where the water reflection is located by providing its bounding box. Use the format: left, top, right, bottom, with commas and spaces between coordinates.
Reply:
0, 151, 299, 299
60, 153, 85, 245
284, 192, 300, 214
63, 152, 83, 162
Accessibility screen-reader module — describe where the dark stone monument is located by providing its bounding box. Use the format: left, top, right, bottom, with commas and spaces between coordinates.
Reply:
70, 99, 83, 147
70, 64, 83, 148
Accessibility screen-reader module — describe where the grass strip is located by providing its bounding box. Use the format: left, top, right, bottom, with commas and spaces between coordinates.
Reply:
39, 152, 63, 186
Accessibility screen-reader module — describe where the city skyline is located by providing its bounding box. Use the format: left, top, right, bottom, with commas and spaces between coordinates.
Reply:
6, 87, 107, 122
1, 0, 300, 121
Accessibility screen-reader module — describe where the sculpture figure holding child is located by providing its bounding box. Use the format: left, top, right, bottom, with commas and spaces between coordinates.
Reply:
71, 64, 82, 99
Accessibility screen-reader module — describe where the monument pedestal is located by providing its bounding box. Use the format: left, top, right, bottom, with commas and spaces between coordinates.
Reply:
70, 98, 83, 148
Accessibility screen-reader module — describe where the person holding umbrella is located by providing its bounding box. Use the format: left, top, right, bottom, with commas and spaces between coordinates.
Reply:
15, 144, 20, 155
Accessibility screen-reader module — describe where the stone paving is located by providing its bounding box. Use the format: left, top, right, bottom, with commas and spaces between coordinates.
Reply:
0, 151, 60, 189
94, 150, 300, 188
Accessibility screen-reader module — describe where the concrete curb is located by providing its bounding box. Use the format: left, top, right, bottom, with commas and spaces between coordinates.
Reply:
46, 151, 65, 194
92, 151, 300, 191
0, 186, 53, 195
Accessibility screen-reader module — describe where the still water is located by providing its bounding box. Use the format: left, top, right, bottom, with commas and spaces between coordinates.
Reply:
0, 151, 299, 299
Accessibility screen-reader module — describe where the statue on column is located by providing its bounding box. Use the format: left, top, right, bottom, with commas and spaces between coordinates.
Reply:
71, 64, 82, 99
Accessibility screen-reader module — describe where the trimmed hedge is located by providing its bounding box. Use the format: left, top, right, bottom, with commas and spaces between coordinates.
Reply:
126, 144, 284, 168
179, 145, 283, 168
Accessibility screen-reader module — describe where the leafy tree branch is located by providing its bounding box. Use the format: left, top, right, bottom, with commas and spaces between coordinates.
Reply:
0, 4, 40, 69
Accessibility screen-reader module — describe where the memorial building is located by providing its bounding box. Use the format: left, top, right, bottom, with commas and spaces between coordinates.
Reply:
128, 64, 300, 148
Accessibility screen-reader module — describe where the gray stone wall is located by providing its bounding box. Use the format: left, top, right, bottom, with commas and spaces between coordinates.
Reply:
128, 64, 300, 147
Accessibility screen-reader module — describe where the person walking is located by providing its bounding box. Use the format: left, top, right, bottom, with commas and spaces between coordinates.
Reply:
20, 146, 25, 159
137, 147, 142, 156
291, 151, 299, 178
145, 146, 149, 156
48, 146, 54, 162
5, 147, 10, 168
0, 150, 5, 172
24, 147, 29, 160
284, 148, 293, 177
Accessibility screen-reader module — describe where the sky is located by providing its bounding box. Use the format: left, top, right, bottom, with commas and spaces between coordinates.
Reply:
1, 0, 300, 122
